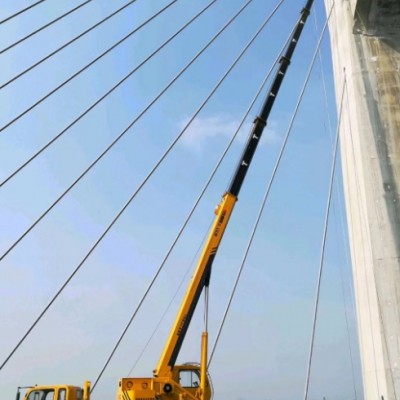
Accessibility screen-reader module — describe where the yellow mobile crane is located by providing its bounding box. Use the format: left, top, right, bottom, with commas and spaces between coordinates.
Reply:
16, 2, 314, 399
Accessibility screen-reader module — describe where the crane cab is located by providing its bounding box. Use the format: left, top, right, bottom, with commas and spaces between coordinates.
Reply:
117, 364, 212, 400
172, 364, 212, 400
17, 381, 90, 400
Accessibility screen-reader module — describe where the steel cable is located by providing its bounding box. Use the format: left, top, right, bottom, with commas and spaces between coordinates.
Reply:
0, 0, 177, 132
0, 0, 219, 188
136, 224, 214, 373
0, 0, 46, 25
1, 0, 271, 370
313, 10, 359, 400
1, 0, 141, 90
125, 223, 210, 377
303, 77, 343, 400
92, 18, 288, 387
126, 25, 292, 379
209, 4, 333, 365
0, 0, 93, 54
0, 0, 250, 260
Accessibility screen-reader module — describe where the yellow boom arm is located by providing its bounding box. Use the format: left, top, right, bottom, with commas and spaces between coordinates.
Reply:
153, 0, 314, 382
154, 192, 237, 378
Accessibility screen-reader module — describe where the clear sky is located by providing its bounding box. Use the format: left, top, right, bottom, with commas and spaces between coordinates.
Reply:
0, 1, 363, 400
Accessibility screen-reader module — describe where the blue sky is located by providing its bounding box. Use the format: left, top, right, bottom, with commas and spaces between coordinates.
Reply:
0, 1, 362, 399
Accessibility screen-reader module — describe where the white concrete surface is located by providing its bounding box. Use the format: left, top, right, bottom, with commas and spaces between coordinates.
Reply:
323, 1, 400, 399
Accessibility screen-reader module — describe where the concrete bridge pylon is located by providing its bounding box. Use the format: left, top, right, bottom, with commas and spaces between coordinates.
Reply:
324, 1, 400, 399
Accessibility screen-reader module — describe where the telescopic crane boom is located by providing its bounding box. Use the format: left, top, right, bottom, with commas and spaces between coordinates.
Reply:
156, 0, 315, 378
118, 2, 314, 400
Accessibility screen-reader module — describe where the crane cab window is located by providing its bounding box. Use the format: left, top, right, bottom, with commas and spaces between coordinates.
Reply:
179, 370, 200, 388
58, 389, 66, 400
27, 390, 54, 400
76, 388, 83, 400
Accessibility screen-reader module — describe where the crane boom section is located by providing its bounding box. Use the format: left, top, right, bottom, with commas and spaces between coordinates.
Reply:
154, 192, 237, 378
155, 0, 315, 381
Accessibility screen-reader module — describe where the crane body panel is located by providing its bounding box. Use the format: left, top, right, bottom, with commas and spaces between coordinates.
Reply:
117, 365, 211, 400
